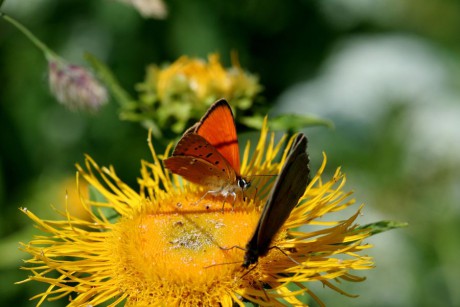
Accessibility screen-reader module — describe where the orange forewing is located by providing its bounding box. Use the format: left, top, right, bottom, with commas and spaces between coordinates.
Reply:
186, 99, 241, 175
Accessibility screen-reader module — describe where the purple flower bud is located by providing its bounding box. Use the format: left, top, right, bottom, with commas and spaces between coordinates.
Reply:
48, 60, 108, 112
116, 0, 168, 19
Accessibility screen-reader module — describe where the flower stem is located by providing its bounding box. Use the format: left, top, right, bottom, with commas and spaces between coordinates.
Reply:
0, 11, 60, 61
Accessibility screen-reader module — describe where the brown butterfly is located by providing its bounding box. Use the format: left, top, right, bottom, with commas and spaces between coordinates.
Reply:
243, 133, 310, 268
164, 99, 250, 208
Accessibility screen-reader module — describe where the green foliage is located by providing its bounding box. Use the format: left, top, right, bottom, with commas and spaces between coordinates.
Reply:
355, 220, 408, 236
241, 114, 334, 131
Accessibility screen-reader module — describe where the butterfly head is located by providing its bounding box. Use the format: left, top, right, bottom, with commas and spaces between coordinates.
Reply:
242, 246, 259, 268
237, 177, 251, 190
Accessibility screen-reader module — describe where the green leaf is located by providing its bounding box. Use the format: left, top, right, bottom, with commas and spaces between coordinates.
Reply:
84, 52, 135, 108
329, 220, 407, 247
240, 114, 334, 131
88, 186, 120, 224
239, 115, 264, 129
140, 119, 162, 138
270, 114, 334, 130
0, 225, 36, 269
355, 220, 408, 236
89, 185, 107, 203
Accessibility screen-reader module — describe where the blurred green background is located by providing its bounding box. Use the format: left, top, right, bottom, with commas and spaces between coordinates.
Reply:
1, 0, 460, 306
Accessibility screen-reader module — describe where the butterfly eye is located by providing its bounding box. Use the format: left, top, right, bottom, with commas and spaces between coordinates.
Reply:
245, 180, 251, 189
238, 178, 250, 190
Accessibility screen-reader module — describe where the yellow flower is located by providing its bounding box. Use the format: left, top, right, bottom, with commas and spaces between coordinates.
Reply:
154, 53, 259, 106
18, 123, 374, 306
136, 53, 261, 133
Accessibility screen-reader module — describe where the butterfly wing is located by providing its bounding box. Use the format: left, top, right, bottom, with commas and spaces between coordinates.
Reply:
188, 99, 241, 175
164, 156, 231, 188
253, 133, 311, 256
164, 133, 237, 188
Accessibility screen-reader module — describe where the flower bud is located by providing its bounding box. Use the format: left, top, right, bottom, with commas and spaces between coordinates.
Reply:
48, 60, 108, 112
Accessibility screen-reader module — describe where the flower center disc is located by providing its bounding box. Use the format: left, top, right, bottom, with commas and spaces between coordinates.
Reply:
111, 198, 259, 290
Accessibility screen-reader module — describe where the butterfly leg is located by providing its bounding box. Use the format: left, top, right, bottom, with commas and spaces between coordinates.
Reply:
269, 246, 300, 266
193, 188, 223, 206
192, 190, 212, 206
221, 197, 226, 213
230, 192, 237, 210
242, 188, 247, 202
220, 191, 237, 212
250, 186, 259, 203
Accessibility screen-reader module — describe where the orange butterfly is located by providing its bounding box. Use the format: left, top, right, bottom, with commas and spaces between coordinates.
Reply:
164, 99, 250, 208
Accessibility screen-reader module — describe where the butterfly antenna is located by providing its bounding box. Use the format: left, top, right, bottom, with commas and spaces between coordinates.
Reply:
249, 174, 278, 179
